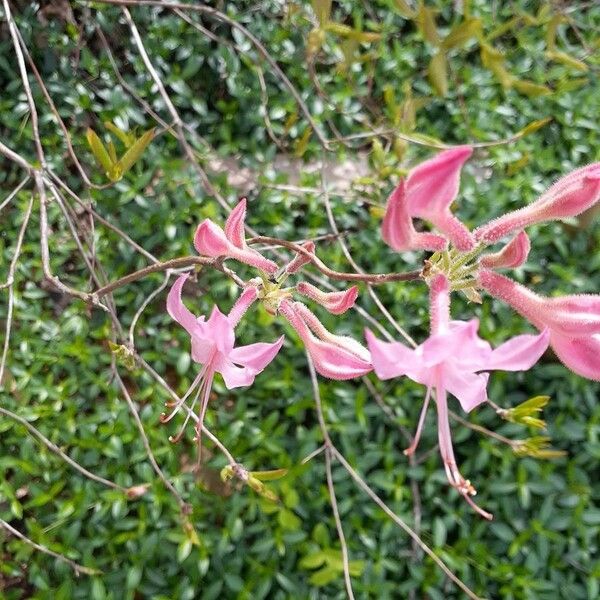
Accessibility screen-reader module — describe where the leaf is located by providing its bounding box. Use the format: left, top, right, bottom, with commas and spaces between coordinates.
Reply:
545, 14, 564, 51
311, 0, 331, 27
115, 128, 155, 175
294, 127, 312, 157
416, 3, 440, 46
104, 121, 135, 146
546, 50, 588, 72
86, 128, 113, 175
512, 79, 552, 97
516, 117, 552, 138
309, 566, 339, 587
393, 0, 416, 19
428, 52, 448, 97
247, 476, 279, 502
249, 468, 289, 482
442, 18, 482, 50
480, 44, 513, 89
299, 552, 326, 570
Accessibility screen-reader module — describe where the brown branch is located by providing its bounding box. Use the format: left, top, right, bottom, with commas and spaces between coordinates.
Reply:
249, 236, 422, 284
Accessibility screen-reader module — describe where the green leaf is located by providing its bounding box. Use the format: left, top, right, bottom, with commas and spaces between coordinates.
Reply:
104, 121, 135, 146
512, 79, 552, 97
85, 128, 114, 175
516, 117, 552, 138
309, 566, 339, 586
441, 18, 482, 50
428, 52, 448, 97
416, 3, 440, 46
249, 468, 289, 482
546, 50, 588, 72
115, 128, 156, 176
299, 552, 326, 570
311, 0, 331, 27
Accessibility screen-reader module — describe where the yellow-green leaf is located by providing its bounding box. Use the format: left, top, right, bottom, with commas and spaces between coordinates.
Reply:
416, 4, 440, 46
393, 0, 416, 19
86, 128, 114, 174
249, 468, 289, 482
546, 49, 588, 72
306, 27, 326, 57
428, 52, 448, 97
516, 117, 552, 138
294, 127, 312, 157
545, 14, 564, 51
442, 17, 482, 50
104, 121, 135, 146
311, 0, 331, 27
513, 79, 552, 97
115, 128, 155, 175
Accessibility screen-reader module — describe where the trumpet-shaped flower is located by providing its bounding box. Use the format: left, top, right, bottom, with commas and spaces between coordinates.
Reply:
478, 269, 600, 381
194, 198, 278, 273
381, 146, 475, 253
284, 240, 316, 274
164, 274, 284, 443
296, 281, 358, 315
479, 231, 531, 269
279, 299, 372, 379
366, 274, 549, 519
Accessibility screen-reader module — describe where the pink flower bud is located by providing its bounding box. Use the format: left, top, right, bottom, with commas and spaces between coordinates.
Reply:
194, 200, 278, 274
279, 300, 371, 379
475, 163, 600, 243
285, 240, 316, 274
479, 231, 531, 269
296, 281, 358, 314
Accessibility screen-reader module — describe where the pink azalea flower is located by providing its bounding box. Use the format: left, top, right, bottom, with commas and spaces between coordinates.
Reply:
284, 240, 316, 274
163, 274, 284, 443
475, 163, 600, 244
279, 299, 372, 379
381, 146, 475, 253
478, 269, 600, 381
479, 231, 530, 270
194, 198, 278, 273
366, 274, 549, 519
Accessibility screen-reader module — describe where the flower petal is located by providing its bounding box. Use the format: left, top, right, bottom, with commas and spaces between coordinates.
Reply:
365, 329, 423, 380
285, 240, 316, 274
479, 231, 531, 269
550, 333, 600, 381
216, 356, 256, 389
442, 368, 489, 412
484, 329, 550, 371
224, 198, 247, 249
205, 306, 235, 355
166, 274, 203, 337
194, 219, 231, 257
229, 336, 284, 372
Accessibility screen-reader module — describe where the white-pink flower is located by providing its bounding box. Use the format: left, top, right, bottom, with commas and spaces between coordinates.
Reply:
164, 274, 283, 443
366, 274, 549, 519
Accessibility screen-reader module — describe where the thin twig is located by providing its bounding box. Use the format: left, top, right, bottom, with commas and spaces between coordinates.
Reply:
0, 519, 99, 576
0, 176, 29, 213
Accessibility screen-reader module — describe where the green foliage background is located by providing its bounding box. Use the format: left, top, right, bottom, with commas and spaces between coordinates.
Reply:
1, 1, 599, 598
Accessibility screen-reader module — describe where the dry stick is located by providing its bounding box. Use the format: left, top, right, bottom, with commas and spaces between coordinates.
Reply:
449, 410, 518, 449
0, 140, 35, 172
0, 519, 98, 576
0, 196, 34, 386
0, 407, 126, 492
324, 448, 356, 600
0, 176, 29, 213
306, 358, 481, 600
129, 271, 171, 348
113, 367, 189, 511
94, 0, 329, 149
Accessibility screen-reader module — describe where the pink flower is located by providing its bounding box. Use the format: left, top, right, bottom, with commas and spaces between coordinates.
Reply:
381, 146, 475, 253
284, 240, 316, 274
163, 274, 284, 443
279, 299, 372, 379
474, 163, 600, 244
479, 231, 531, 269
478, 269, 600, 381
296, 281, 358, 314
194, 199, 278, 273
366, 274, 549, 519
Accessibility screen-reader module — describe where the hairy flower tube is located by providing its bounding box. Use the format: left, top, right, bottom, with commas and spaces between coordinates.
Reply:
163, 274, 283, 445
366, 274, 549, 519
479, 269, 600, 381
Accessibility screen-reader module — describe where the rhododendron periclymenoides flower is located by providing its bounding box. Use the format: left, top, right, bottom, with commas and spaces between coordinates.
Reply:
164, 274, 283, 443
366, 275, 549, 519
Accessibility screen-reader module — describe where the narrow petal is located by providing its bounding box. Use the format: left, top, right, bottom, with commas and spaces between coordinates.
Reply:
381, 180, 447, 252
228, 245, 279, 274
229, 336, 284, 372
215, 356, 256, 389
224, 198, 247, 249
485, 329, 550, 371
424, 210, 474, 252
443, 368, 489, 412
285, 240, 316, 274
365, 329, 423, 381
550, 333, 600, 381
475, 163, 600, 243
166, 274, 203, 337
479, 231, 531, 269
296, 282, 358, 315
422, 320, 485, 366
228, 286, 258, 328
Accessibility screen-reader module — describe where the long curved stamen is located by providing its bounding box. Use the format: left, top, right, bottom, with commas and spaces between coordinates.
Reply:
160, 365, 208, 424
404, 386, 432, 456
436, 384, 493, 520
194, 371, 215, 467
169, 381, 204, 443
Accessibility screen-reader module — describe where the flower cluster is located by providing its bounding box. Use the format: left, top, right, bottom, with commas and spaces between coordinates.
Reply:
165, 151, 599, 516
